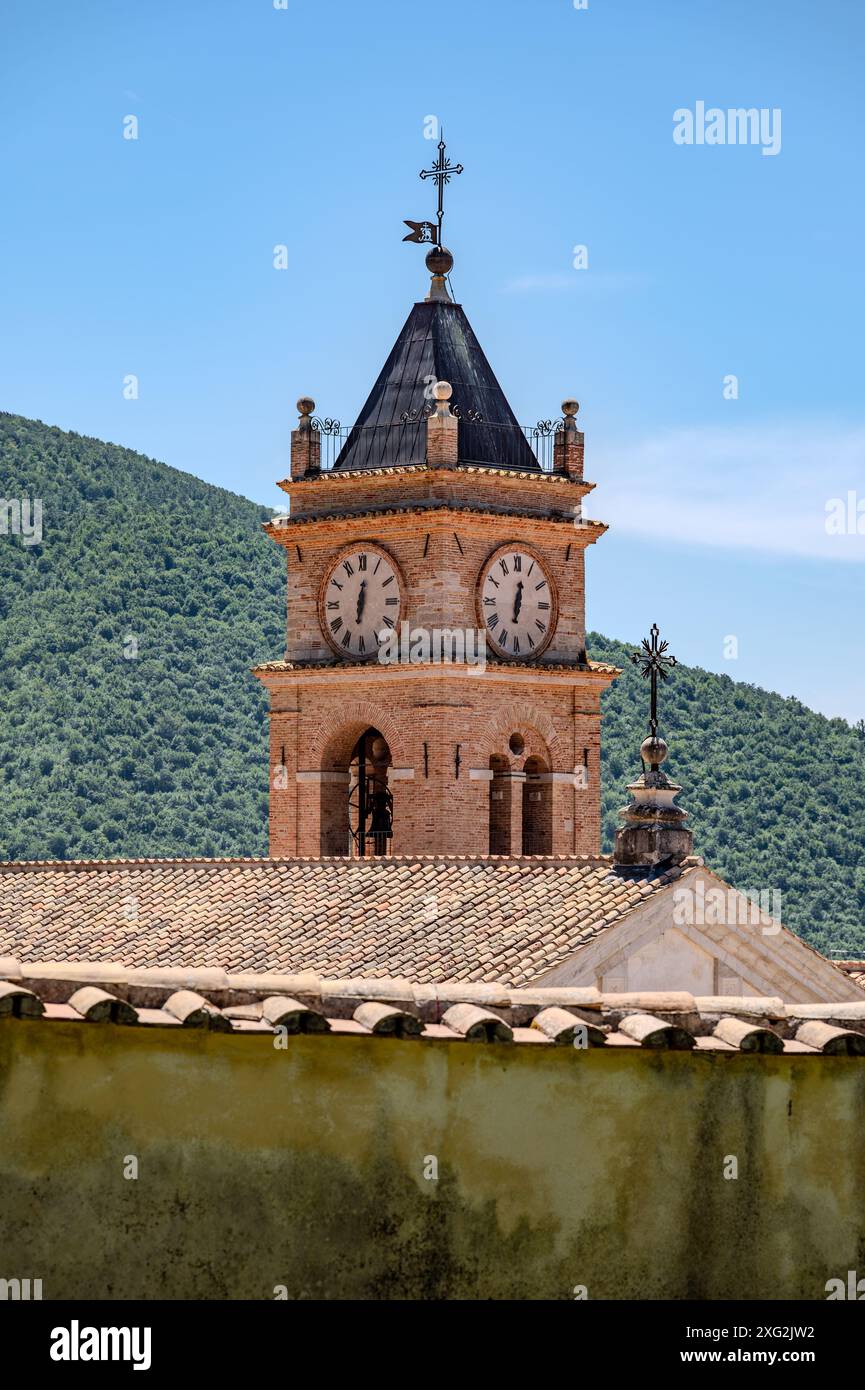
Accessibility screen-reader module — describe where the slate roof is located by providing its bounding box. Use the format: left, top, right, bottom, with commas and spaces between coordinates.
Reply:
0, 854, 695, 983
3, 961, 865, 1057
333, 300, 539, 472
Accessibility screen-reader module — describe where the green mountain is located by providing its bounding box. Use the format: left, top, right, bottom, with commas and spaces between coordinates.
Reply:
594, 633, 865, 956
0, 412, 282, 862
1, 412, 863, 955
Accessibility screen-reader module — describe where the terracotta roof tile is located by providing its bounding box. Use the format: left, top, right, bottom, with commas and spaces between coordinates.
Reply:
5, 962, 858, 1057
0, 854, 699, 985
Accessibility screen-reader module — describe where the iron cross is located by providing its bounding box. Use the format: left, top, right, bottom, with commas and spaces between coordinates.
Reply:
419, 132, 463, 247
630, 623, 677, 738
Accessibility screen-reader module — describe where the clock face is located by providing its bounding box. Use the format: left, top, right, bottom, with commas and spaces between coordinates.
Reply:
321, 545, 402, 660
479, 547, 555, 659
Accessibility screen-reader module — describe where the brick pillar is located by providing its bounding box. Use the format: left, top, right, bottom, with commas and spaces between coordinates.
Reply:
508, 772, 526, 854
547, 773, 576, 855
387, 766, 415, 855
269, 707, 298, 857
426, 381, 458, 468
572, 746, 599, 856
316, 771, 350, 857
553, 399, 584, 480
291, 397, 321, 480
489, 770, 508, 854
490, 771, 525, 855
522, 773, 552, 854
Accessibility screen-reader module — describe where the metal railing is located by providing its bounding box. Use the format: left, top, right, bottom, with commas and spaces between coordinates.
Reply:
321, 418, 426, 472
310, 415, 565, 473
459, 420, 561, 472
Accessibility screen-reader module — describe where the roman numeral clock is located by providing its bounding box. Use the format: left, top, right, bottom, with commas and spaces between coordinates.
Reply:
320, 544, 403, 659
478, 545, 556, 659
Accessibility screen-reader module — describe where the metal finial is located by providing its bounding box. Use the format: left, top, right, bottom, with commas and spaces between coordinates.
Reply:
419, 131, 463, 248
630, 623, 677, 748
403, 131, 463, 251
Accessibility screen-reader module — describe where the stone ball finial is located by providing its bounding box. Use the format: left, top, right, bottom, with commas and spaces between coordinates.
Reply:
297, 396, 315, 419
562, 399, 580, 418
432, 380, 452, 402
640, 735, 668, 769
426, 246, 454, 276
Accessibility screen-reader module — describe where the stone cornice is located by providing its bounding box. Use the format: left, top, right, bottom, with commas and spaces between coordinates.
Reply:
265, 506, 608, 543
279, 462, 594, 494
252, 658, 621, 685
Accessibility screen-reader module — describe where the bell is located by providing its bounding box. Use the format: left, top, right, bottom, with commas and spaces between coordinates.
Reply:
369, 787, 393, 837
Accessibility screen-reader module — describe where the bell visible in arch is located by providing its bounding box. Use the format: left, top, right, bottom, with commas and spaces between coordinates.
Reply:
369, 785, 393, 855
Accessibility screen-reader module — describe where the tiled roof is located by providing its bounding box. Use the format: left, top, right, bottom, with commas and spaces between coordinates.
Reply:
836, 961, 865, 987
3, 961, 865, 1056
0, 854, 694, 983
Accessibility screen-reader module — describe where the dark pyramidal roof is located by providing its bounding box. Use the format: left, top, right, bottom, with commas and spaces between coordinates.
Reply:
333, 298, 539, 472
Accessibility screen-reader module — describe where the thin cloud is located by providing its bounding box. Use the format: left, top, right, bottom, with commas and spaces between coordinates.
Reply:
592, 423, 865, 562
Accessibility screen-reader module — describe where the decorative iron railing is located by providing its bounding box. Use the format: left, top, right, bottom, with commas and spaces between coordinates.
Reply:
309, 415, 565, 473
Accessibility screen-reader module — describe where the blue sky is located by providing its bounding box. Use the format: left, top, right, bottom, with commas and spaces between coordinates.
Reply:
2, 0, 863, 719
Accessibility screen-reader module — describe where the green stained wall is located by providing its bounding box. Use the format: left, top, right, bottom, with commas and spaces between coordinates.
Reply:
1, 1018, 864, 1300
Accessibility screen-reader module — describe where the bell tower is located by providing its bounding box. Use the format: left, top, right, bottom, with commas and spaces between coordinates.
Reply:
254, 153, 618, 859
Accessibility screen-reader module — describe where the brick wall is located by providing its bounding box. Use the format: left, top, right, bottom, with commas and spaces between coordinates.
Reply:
260, 668, 608, 858
274, 510, 599, 665
257, 460, 615, 859
283, 463, 593, 520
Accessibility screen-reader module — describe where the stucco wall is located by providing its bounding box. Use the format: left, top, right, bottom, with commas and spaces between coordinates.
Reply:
1, 1019, 864, 1300
536, 868, 863, 1005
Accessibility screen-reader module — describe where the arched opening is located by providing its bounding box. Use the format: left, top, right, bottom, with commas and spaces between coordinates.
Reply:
317, 711, 402, 857
522, 755, 552, 855
488, 753, 511, 856
347, 729, 393, 857
320, 726, 393, 857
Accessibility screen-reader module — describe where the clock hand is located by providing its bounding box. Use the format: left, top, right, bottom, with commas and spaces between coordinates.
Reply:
355, 580, 367, 625
511, 580, 523, 625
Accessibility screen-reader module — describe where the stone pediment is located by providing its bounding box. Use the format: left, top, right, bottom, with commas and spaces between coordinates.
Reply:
535, 867, 861, 1005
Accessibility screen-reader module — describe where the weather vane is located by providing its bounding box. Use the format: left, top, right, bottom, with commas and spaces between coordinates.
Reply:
630, 623, 677, 742
403, 131, 463, 249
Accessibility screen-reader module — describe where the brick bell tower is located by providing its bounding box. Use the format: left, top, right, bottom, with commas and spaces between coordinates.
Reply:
254, 203, 618, 859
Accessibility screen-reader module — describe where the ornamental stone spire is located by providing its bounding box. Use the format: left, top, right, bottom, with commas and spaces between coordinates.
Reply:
614, 624, 693, 869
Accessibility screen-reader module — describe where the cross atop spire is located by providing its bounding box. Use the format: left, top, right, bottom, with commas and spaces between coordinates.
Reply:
419, 131, 463, 248
630, 623, 677, 742
403, 131, 463, 253
615, 623, 692, 868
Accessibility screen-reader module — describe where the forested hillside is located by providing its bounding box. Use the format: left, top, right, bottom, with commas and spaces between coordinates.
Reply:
0, 413, 282, 861
592, 632, 865, 956
1, 412, 863, 954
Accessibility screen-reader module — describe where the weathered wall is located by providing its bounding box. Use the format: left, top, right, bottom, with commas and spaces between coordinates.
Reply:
2, 1019, 864, 1300
536, 868, 862, 1004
